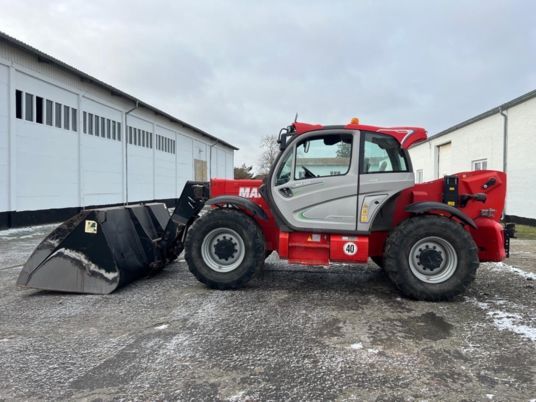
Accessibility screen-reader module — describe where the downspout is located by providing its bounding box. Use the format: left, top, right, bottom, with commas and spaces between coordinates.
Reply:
499, 107, 508, 173
124, 101, 139, 205
209, 141, 218, 180
499, 107, 508, 217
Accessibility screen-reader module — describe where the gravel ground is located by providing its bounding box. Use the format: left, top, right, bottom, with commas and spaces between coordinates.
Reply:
0, 225, 535, 401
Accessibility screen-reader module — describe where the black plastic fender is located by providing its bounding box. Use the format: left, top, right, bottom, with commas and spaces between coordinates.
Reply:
405, 201, 477, 229
205, 196, 268, 220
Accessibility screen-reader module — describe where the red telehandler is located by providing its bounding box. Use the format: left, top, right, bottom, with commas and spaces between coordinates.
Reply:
17, 120, 515, 300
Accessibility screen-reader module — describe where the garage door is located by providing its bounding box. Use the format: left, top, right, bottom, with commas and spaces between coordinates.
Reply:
437, 142, 452, 178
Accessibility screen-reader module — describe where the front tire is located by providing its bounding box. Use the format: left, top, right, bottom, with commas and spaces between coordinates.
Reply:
384, 215, 479, 301
185, 208, 265, 289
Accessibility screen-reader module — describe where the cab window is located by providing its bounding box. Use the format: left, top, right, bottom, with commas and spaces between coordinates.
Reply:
361, 132, 409, 173
295, 134, 352, 180
275, 149, 294, 186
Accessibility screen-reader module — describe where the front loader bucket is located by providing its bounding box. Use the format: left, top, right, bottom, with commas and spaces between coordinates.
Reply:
16, 203, 172, 294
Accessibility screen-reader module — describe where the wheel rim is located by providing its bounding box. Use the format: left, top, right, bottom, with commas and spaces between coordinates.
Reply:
408, 236, 458, 284
201, 228, 245, 273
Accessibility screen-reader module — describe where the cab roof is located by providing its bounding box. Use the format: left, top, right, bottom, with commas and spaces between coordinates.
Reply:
291, 121, 427, 149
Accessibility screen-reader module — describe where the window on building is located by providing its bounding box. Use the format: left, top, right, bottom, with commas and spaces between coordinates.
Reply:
15, 90, 23, 119
63, 105, 70, 130
46, 100, 53, 126
361, 132, 409, 173
128, 126, 132, 144
107, 119, 112, 139
95, 116, 100, 136
142, 130, 146, 147
88, 113, 93, 134
25, 93, 34, 121
134, 128, 138, 145
149, 132, 152, 148
71, 108, 77, 131
117, 122, 121, 141
36, 96, 44, 124
101, 117, 106, 138
416, 169, 424, 183
472, 159, 488, 171
83, 111, 87, 133
55, 102, 62, 128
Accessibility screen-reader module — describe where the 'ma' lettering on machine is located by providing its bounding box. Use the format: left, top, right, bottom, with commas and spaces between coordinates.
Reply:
239, 187, 261, 198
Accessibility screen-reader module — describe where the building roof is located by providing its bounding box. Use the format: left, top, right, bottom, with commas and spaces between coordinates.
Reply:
0, 31, 238, 150
417, 88, 536, 146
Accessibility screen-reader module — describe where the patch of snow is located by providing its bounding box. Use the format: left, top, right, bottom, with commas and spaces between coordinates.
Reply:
464, 297, 490, 310
155, 324, 169, 330
486, 262, 536, 280
485, 394, 494, 400
487, 310, 536, 342
228, 391, 246, 401
367, 348, 379, 354
51, 248, 118, 281
0, 224, 56, 237
466, 297, 536, 342
350, 342, 363, 350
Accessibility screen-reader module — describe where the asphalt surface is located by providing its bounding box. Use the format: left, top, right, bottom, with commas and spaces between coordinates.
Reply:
0, 225, 535, 401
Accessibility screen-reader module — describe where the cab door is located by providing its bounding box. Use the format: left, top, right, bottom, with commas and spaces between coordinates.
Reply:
357, 131, 415, 232
269, 130, 359, 232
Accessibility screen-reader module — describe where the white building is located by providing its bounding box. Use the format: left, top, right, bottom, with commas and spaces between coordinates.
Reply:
0, 32, 236, 229
409, 89, 536, 223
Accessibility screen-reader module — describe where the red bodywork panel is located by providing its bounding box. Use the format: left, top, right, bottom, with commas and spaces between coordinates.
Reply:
292, 121, 428, 149
211, 170, 507, 265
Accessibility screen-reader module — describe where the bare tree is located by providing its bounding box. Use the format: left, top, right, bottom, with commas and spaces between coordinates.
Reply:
258, 135, 279, 174
234, 163, 254, 179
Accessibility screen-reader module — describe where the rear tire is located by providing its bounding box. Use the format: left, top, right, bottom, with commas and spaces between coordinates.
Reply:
384, 215, 479, 301
185, 208, 265, 289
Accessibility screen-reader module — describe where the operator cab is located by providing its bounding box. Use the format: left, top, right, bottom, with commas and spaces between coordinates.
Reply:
267, 121, 426, 233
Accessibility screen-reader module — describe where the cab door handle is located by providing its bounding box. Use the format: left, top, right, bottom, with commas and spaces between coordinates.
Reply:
279, 187, 293, 198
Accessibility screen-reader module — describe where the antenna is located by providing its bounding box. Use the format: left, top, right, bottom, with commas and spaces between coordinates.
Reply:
294, 112, 298, 122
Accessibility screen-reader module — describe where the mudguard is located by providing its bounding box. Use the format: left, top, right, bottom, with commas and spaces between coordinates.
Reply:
206, 195, 268, 220
405, 201, 477, 229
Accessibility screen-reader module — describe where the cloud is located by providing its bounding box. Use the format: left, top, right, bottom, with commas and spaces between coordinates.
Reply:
1, 0, 535, 171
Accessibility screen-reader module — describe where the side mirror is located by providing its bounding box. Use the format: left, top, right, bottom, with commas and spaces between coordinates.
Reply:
278, 133, 290, 150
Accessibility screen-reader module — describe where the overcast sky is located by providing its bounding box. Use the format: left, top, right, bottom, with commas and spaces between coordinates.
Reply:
1, 0, 535, 171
